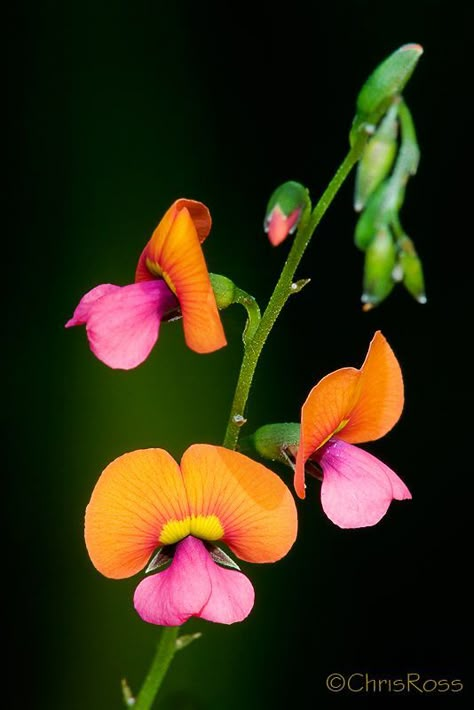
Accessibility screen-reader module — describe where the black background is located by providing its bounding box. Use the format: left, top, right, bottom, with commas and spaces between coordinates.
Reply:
7, 1, 471, 708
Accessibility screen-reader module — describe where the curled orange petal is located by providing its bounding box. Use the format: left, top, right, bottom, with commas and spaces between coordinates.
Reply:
338, 330, 404, 444
85, 449, 189, 579
135, 201, 226, 353
294, 368, 361, 499
294, 331, 404, 499
135, 199, 211, 282
181, 444, 298, 563
173, 199, 211, 243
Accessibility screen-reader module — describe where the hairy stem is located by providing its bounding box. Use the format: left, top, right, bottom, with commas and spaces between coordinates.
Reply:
132, 627, 179, 710
223, 145, 362, 450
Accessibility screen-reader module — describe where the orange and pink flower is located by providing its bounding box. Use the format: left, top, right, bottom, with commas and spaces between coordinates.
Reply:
66, 199, 226, 369
85, 445, 297, 626
294, 331, 411, 527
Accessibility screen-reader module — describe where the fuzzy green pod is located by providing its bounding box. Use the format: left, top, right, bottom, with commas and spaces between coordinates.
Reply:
354, 102, 399, 211
354, 182, 390, 251
358, 44, 423, 118
398, 237, 426, 303
362, 226, 397, 309
350, 44, 423, 145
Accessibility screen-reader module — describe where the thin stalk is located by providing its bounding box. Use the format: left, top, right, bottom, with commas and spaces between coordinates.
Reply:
132, 627, 179, 710
223, 144, 362, 450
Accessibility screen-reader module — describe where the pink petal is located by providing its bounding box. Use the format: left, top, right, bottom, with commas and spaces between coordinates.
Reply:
85, 281, 177, 369
317, 439, 411, 529
134, 536, 255, 626
266, 206, 302, 247
199, 555, 254, 625
65, 284, 122, 327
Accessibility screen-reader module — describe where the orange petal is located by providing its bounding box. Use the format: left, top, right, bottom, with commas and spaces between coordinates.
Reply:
174, 199, 211, 243
136, 204, 226, 353
338, 331, 404, 444
85, 449, 189, 579
159, 207, 226, 352
135, 199, 211, 282
294, 368, 361, 498
181, 445, 298, 563
135, 202, 177, 283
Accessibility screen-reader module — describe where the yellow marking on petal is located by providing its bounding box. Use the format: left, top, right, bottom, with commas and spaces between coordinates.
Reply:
333, 417, 350, 436
181, 445, 298, 564
314, 418, 350, 452
159, 514, 224, 545
145, 257, 177, 295
161, 271, 177, 295
337, 330, 404, 444
145, 257, 162, 278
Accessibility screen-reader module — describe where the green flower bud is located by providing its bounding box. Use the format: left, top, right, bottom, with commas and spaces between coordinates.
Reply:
362, 226, 396, 310
354, 102, 399, 211
354, 181, 390, 251
209, 273, 236, 310
239, 423, 301, 465
264, 181, 309, 246
350, 44, 423, 144
358, 44, 423, 118
397, 99, 420, 177
398, 237, 427, 303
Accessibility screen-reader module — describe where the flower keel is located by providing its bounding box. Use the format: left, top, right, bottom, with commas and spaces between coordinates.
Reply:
318, 439, 411, 528
134, 537, 255, 626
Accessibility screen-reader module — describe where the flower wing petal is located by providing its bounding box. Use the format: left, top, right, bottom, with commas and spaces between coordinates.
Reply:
65, 284, 121, 327
339, 331, 404, 443
200, 548, 255, 624
174, 199, 212, 243
181, 445, 297, 563
160, 208, 226, 353
136, 206, 225, 353
134, 537, 254, 626
135, 199, 212, 282
85, 281, 177, 369
85, 449, 189, 579
318, 439, 411, 528
294, 368, 361, 499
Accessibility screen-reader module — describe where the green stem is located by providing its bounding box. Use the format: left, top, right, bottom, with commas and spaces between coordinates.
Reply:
128, 141, 363, 710
234, 287, 261, 345
132, 627, 179, 710
223, 144, 363, 450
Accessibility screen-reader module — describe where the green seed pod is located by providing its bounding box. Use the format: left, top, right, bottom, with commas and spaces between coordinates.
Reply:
398, 237, 427, 303
357, 44, 423, 119
354, 102, 399, 211
350, 44, 423, 145
362, 226, 397, 309
354, 181, 390, 251
397, 100, 420, 177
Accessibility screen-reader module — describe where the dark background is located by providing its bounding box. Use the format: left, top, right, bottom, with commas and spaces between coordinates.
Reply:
7, 1, 470, 708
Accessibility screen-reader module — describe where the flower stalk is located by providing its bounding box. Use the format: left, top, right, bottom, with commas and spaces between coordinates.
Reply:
223, 143, 365, 450
131, 627, 179, 710
71, 42, 425, 710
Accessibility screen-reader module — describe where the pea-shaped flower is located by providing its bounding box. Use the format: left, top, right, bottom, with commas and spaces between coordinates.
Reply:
66, 199, 226, 369
295, 331, 411, 527
85, 445, 298, 625
246, 332, 411, 529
